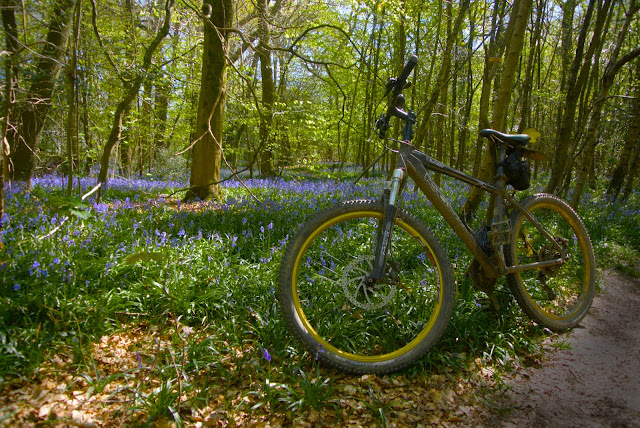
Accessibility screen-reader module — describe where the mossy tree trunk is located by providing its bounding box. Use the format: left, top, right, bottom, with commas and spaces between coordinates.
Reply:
257, 0, 275, 177
6, 0, 76, 187
185, 0, 234, 201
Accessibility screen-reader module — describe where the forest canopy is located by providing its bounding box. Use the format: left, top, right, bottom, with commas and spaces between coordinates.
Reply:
1, 0, 639, 203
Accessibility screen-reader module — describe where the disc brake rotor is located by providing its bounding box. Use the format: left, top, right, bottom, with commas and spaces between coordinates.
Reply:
341, 256, 396, 310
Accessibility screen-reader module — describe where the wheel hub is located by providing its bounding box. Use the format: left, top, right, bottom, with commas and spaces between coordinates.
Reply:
341, 256, 396, 310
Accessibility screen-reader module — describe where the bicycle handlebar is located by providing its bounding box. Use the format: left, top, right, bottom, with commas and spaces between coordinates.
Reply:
385, 55, 418, 96
375, 55, 418, 139
396, 55, 418, 90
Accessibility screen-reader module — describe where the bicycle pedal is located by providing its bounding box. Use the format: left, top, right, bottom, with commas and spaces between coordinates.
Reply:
488, 220, 511, 246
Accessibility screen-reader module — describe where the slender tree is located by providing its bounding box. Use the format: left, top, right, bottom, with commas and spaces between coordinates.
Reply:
0, 0, 21, 220
571, 2, 640, 207
184, 0, 234, 201
607, 87, 640, 200
413, 0, 470, 150
462, 0, 533, 220
6, 0, 76, 187
96, 0, 175, 186
544, 0, 609, 194
65, 0, 82, 195
257, 0, 276, 176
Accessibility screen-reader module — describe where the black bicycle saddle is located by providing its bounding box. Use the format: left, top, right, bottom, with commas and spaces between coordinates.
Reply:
479, 129, 530, 147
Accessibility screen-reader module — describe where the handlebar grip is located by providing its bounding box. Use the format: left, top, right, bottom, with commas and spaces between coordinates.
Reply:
397, 55, 418, 84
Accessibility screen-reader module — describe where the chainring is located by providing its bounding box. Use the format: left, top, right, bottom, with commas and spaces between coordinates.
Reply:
538, 236, 569, 278
469, 259, 500, 311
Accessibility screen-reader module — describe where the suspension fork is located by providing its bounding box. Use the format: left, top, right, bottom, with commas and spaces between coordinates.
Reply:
371, 167, 405, 281
369, 109, 414, 282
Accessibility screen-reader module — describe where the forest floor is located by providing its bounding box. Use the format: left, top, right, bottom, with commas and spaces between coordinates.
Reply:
1, 267, 639, 427
466, 267, 640, 428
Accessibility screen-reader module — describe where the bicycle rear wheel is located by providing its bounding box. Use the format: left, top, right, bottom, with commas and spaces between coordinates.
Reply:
505, 194, 596, 331
278, 200, 454, 374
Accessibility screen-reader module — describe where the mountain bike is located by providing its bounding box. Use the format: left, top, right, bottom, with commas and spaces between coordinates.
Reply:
278, 55, 596, 374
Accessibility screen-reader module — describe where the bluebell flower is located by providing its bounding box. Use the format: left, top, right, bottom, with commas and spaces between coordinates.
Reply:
262, 348, 271, 362
29, 260, 41, 276
316, 345, 324, 361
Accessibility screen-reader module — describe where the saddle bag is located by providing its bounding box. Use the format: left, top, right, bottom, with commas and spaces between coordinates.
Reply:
503, 148, 531, 191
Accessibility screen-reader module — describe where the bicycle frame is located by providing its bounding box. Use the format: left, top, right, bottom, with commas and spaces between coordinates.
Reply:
373, 109, 569, 282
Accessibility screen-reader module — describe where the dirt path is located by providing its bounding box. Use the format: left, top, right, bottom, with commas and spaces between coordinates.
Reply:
477, 269, 640, 427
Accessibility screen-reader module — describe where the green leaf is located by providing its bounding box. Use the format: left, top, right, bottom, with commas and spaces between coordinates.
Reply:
69, 208, 92, 220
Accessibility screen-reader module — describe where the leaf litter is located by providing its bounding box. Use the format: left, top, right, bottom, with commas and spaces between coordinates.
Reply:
0, 321, 500, 427
3, 269, 637, 427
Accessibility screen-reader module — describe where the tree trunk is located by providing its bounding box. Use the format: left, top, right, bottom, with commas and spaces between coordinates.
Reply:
518, 0, 544, 132
416, 0, 442, 154
6, 0, 76, 186
491, 0, 533, 131
434, 0, 452, 186
455, 7, 475, 172
389, 2, 406, 174
154, 80, 170, 148
413, 0, 470, 151
65, 0, 82, 195
462, 0, 533, 220
138, 80, 153, 175
470, 0, 507, 178
98, 0, 174, 186
1, 0, 20, 220
257, 0, 275, 177
571, 6, 640, 207
607, 82, 640, 200
621, 129, 640, 201
360, 8, 381, 175
184, 0, 233, 201
544, 0, 610, 194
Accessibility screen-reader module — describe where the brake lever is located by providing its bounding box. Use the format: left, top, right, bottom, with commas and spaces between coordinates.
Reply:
375, 113, 390, 138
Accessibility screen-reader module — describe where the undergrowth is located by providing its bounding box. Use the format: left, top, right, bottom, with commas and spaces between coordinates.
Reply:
0, 171, 637, 425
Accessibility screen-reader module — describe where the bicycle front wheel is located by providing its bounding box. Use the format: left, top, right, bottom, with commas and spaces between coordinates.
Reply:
278, 200, 454, 374
505, 194, 596, 331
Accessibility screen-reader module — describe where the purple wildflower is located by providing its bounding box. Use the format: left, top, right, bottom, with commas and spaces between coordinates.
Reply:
316, 345, 324, 361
